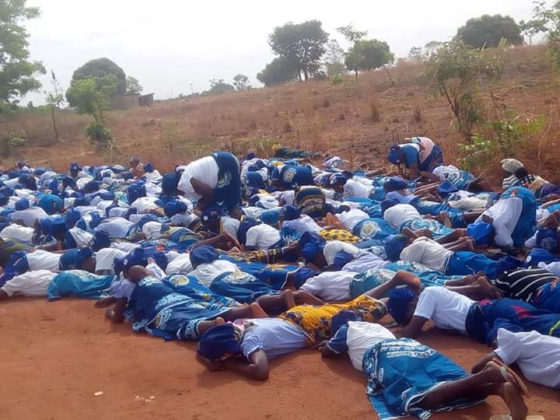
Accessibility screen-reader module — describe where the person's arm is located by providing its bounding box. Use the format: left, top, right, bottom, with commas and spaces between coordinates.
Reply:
408, 164, 420, 179
0, 289, 8, 301
95, 296, 117, 308
222, 349, 269, 381
320, 341, 344, 359
400, 315, 428, 338
365, 270, 421, 299
471, 351, 499, 374
190, 178, 214, 202
105, 298, 127, 324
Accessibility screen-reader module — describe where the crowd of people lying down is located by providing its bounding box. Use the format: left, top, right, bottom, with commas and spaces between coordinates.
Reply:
1, 136, 559, 419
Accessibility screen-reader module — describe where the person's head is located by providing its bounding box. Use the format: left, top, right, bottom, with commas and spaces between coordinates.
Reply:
514, 167, 529, 179
127, 265, 150, 283
500, 158, 524, 176
330, 310, 361, 335
387, 288, 418, 325
59, 248, 94, 271
383, 176, 408, 193
298, 232, 327, 267
197, 323, 243, 362
14, 198, 30, 211
129, 156, 141, 169
387, 145, 404, 166
384, 234, 409, 261
201, 206, 222, 233
142, 221, 163, 240
189, 245, 219, 269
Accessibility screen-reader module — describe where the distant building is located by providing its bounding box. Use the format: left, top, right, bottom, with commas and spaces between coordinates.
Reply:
110, 93, 140, 110
109, 93, 154, 109
139, 93, 154, 107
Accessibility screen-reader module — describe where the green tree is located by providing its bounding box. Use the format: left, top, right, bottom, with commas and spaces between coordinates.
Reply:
67, 58, 126, 105
323, 39, 346, 77
344, 39, 394, 79
408, 46, 424, 62
336, 24, 367, 44
521, 1, 560, 66
206, 79, 235, 95
424, 41, 503, 139
456, 14, 523, 48
66, 75, 116, 149
233, 74, 250, 91
125, 76, 142, 94
257, 57, 300, 86
0, 0, 45, 106
44, 70, 64, 142
268, 20, 329, 81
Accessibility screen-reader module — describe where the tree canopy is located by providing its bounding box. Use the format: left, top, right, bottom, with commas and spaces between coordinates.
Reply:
257, 57, 300, 87
65, 75, 117, 118
233, 74, 250, 91
125, 76, 142, 94
67, 58, 126, 105
456, 14, 523, 48
0, 0, 45, 105
206, 79, 235, 95
268, 20, 329, 81
345, 39, 394, 78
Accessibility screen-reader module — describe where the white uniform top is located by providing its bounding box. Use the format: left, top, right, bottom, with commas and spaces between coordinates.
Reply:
495, 328, 560, 388
1, 270, 56, 297
177, 156, 219, 200
383, 204, 420, 229
414, 287, 474, 334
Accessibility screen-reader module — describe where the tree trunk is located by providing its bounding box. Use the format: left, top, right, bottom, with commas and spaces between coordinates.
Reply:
384, 67, 395, 87
50, 105, 60, 142
354, 68, 358, 79
303, 68, 309, 81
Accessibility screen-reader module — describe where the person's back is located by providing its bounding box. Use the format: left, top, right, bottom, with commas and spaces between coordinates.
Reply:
414, 286, 474, 333
495, 268, 557, 302
239, 318, 309, 359
383, 204, 420, 229
495, 328, 560, 388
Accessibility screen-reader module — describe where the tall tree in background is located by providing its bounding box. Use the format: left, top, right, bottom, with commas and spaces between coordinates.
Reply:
521, 1, 560, 66
268, 20, 329, 81
233, 74, 250, 91
125, 76, 142, 94
456, 15, 523, 48
44, 70, 64, 142
66, 58, 126, 105
257, 57, 299, 87
323, 39, 345, 77
0, 0, 45, 106
345, 39, 394, 79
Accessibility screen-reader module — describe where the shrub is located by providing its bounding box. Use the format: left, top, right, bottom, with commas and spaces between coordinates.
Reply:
85, 120, 114, 150
0, 136, 25, 157
332, 74, 343, 84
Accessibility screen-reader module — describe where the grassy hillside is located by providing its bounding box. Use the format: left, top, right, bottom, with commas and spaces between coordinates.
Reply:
1, 45, 558, 185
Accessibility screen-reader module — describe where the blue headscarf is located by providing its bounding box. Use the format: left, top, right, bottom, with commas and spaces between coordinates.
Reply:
38, 194, 63, 215
466, 221, 494, 246
198, 323, 241, 361
164, 199, 188, 218
380, 199, 399, 215
260, 209, 281, 225
190, 245, 219, 268
83, 180, 99, 193
387, 145, 402, 165
282, 205, 300, 221
91, 231, 111, 251
69, 162, 81, 177
331, 310, 361, 335
298, 232, 326, 263
0, 193, 8, 206
15, 198, 30, 211
144, 162, 154, 173
329, 173, 348, 186
536, 228, 560, 253
59, 248, 93, 270
18, 174, 37, 190
437, 181, 459, 198
384, 234, 408, 261
387, 288, 415, 325
383, 176, 408, 192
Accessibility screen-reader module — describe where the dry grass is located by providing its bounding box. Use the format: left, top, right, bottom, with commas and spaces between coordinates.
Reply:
0, 44, 558, 185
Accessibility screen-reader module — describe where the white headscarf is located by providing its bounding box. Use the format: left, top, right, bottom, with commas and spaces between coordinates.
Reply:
142, 221, 162, 240
501, 158, 524, 174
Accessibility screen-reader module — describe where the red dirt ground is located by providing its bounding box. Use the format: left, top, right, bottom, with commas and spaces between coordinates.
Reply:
0, 298, 557, 419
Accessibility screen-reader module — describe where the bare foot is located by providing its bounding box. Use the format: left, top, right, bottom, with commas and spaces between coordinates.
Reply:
282, 290, 296, 309
498, 382, 528, 420
249, 302, 269, 318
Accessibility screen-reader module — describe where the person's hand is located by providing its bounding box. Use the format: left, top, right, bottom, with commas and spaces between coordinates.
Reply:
105, 308, 114, 319
316, 341, 328, 351
95, 298, 112, 308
